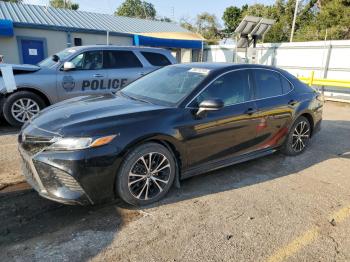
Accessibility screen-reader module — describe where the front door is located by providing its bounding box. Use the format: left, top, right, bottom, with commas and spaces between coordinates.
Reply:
57, 50, 109, 101
183, 69, 260, 169
21, 39, 45, 65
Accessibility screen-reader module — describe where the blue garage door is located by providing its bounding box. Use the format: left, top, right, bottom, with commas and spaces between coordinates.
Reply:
21, 39, 45, 65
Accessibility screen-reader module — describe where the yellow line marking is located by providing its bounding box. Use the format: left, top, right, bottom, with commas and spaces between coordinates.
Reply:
331, 206, 350, 223
266, 227, 319, 262
266, 205, 350, 262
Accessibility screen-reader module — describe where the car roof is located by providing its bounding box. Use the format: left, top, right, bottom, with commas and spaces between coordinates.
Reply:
68, 45, 168, 53
173, 62, 282, 72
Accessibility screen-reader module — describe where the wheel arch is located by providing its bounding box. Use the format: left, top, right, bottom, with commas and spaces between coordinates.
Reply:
5, 87, 51, 106
294, 111, 315, 137
115, 134, 185, 196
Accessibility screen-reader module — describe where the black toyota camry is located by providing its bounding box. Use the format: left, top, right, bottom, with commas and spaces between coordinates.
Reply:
18, 63, 323, 206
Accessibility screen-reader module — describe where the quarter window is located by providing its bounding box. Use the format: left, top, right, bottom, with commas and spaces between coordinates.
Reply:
254, 70, 283, 99
281, 76, 293, 94
192, 70, 251, 107
104, 51, 142, 69
70, 51, 103, 70
141, 52, 171, 66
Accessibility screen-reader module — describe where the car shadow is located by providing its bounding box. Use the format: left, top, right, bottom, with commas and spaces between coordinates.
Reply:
0, 120, 20, 136
0, 119, 349, 261
129, 119, 350, 209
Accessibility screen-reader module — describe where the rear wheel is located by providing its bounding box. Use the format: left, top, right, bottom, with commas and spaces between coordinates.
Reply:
116, 143, 176, 206
3, 91, 46, 127
281, 116, 311, 156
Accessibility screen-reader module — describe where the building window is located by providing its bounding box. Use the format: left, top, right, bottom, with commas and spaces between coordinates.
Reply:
74, 38, 82, 46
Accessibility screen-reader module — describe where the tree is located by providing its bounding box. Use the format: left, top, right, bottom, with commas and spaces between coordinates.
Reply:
222, 6, 242, 35
49, 0, 79, 10
115, 0, 156, 20
180, 14, 220, 44
196, 13, 221, 44
180, 17, 196, 32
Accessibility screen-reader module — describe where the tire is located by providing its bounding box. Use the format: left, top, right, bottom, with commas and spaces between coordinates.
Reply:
116, 142, 176, 206
281, 116, 311, 156
3, 91, 46, 127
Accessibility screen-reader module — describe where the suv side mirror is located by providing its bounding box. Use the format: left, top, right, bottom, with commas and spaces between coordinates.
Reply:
196, 99, 224, 117
63, 62, 76, 71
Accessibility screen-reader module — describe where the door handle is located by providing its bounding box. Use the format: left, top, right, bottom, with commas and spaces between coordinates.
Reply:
139, 72, 147, 76
288, 100, 298, 106
93, 74, 104, 78
245, 108, 257, 115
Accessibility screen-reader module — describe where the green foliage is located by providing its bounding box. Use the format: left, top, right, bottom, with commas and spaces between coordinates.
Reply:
222, 0, 350, 42
49, 0, 79, 10
222, 6, 241, 34
115, 0, 156, 20
180, 13, 220, 44
2, 0, 23, 2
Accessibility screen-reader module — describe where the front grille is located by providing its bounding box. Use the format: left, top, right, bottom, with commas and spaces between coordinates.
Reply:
34, 161, 85, 194
20, 155, 40, 191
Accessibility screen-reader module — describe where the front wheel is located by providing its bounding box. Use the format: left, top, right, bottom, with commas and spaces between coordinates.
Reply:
116, 143, 176, 206
3, 91, 46, 127
281, 116, 311, 156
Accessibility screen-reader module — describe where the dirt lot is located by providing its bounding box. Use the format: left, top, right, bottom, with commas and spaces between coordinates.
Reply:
0, 101, 350, 262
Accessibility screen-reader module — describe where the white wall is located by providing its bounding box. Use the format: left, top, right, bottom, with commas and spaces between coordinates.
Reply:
71, 32, 132, 46
0, 28, 67, 64
0, 27, 133, 64
205, 40, 350, 80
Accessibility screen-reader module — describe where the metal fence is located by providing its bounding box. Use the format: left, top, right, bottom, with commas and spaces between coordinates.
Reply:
204, 40, 350, 100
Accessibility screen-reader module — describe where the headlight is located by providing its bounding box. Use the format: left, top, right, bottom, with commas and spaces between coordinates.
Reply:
48, 135, 116, 151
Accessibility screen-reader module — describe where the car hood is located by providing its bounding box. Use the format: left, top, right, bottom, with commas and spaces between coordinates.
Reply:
23, 94, 168, 137
0, 64, 41, 94
0, 63, 41, 73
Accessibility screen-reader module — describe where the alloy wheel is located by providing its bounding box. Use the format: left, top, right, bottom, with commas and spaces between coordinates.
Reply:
11, 98, 40, 123
128, 152, 171, 201
292, 121, 310, 152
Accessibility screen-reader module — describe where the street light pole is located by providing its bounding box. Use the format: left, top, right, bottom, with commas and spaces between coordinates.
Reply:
290, 0, 299, 42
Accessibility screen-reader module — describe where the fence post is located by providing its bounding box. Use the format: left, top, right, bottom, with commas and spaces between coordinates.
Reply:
309, 71, 315, 86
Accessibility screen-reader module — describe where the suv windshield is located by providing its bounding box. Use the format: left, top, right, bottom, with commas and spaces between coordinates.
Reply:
121, 66, 209, 106
38, 48, 78, 68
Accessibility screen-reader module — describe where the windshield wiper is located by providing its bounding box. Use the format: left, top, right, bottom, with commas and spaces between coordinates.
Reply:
119, 91, 153, 104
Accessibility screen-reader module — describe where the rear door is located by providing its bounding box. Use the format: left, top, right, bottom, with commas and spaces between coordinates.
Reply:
103, 50, 145, 91
252, 69, 294, 149
57, 50, 108, 100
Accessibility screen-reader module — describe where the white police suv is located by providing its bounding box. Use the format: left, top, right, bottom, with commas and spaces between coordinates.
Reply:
0, 45, 176, 126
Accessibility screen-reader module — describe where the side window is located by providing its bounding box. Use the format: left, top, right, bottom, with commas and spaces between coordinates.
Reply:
141, 52, 171, 66
104, 51, 143, 69
70, 51, 103, 70
281, 76, 293, 94
254, 70, 283, 99
192, 70, 250, 107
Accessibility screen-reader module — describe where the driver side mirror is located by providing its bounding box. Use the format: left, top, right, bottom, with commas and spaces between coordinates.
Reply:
196, 99, 224, 117
63, 62, 76, 71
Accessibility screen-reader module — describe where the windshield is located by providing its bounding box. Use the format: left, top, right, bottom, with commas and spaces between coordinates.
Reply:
38, 48, 78, 68
121, 66, 210, 106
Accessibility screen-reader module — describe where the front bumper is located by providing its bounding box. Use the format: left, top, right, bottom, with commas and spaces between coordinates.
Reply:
18, 143, 122, 205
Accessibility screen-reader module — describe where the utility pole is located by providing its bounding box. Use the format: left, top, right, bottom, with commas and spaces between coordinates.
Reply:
290, 0, 299, 42
171, 6, 175, 21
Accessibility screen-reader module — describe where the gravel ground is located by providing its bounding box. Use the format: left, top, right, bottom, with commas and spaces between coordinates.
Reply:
0, 101, 350, 262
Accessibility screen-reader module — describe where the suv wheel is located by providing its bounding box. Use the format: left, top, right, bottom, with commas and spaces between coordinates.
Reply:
281, 116, 311, 156
116, 143, 176, 206
3, 91, 46, 127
